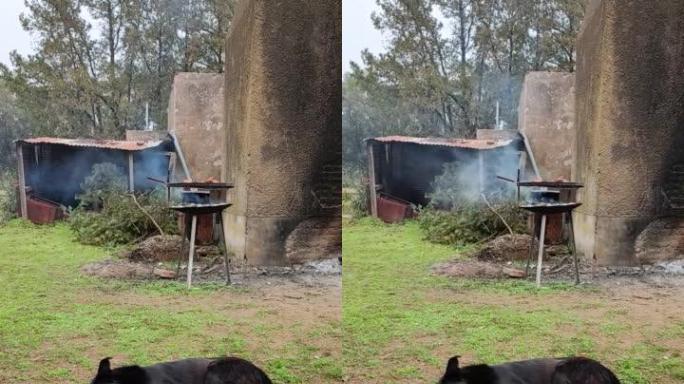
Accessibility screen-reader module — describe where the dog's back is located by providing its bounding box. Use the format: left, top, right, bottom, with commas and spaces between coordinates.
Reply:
440, 355, 619, 384
91, 357, 271, 384
204, 357, 273, 384
488, 358, 562, 384
551, 357, 621, 384
143, 358, 212, 384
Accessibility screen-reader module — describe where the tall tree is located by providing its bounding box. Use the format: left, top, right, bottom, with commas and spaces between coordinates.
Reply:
343, 0, 585, 173
0, 0, 235, 140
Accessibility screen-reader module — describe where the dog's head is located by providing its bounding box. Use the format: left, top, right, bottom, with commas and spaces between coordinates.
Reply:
90, 358, 147, 384
438, 355, 463, 384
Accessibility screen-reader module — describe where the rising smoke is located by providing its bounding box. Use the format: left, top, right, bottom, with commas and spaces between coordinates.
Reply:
427, 147, 521, 208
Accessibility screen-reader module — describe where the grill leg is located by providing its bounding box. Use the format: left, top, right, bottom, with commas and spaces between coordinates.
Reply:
187, 214, 197, 288
176, 215, 189, 278
568, 213, 580, 285
536, 214, 547, 288
217, 212, 231, 285
526, 215, 538, 277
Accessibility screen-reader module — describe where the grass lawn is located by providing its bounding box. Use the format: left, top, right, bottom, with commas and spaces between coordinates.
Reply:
0, 220, 341, 384
342, 218, 684, 384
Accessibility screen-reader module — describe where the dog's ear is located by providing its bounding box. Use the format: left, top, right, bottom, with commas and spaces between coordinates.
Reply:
97, 357, 113, 376
439, 355, 461, 382
446, 355, 461, 374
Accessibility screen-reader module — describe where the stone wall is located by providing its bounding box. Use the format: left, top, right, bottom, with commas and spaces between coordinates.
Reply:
167, 73, 224, 181
573, 0, 684, 265
223, 0, 342, 265
518, 72, 575, 181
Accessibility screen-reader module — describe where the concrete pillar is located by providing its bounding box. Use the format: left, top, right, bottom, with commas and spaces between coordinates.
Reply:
223, 0, 342, 265
573, 0, 684, 265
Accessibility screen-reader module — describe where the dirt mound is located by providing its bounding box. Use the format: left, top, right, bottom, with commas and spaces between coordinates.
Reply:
432, 260, 525, 279
473, 234, 532, 261
128, 235, 183, 262
126, 235, 223, 263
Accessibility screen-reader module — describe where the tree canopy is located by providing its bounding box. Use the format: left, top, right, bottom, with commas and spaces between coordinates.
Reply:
344, 0, 584, 171
0, 0, 234, 142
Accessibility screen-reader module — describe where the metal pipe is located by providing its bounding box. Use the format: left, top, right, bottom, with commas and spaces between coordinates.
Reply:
128, 152, 135, 192
536, 214, 547, 288
518, 131, 541, 179
187, 215, 197, 288
16, 143, 27, 218
168, 132, 191, 180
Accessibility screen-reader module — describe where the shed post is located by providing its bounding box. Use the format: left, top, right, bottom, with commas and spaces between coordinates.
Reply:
128, 152, 135, 192
478, 151, 485, 193
367, 141, 378, 217
16, 142, 27, 218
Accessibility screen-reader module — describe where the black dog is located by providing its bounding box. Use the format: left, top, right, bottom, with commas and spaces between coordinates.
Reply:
551, 357, 621, 384
439, 355, 620, 384
91, 356, 272, 384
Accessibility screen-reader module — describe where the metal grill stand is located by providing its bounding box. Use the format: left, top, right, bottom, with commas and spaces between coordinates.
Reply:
167, 182, 234, 289
521, 203, 582, 287
173, 203, 232, 288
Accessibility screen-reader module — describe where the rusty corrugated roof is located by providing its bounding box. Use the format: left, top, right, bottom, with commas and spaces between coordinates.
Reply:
18, 137, 165, 151
369, 135, 513, 150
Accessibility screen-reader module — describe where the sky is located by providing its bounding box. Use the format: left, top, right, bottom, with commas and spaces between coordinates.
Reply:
0, 0, 384, 74
342, 0, 385, 75
0, 0, 32, 67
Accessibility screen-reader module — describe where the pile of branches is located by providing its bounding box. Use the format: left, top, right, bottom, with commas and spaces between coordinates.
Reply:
69, 163, 177, 246
418, 200, 527, 247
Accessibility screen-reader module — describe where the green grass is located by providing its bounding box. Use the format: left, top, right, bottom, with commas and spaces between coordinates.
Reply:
342, 217, 684, 383
0, 220, 341, 383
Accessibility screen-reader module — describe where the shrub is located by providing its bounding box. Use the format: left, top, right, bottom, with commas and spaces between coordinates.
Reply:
342, 177, 370, 219
69, 163, 178, 246
0, 171, 17, 224
77, 162, 128, 209
418, 200, 528, 247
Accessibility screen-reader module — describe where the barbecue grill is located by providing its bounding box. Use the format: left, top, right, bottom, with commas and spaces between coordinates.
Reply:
166, 181, 235, 288
498, 176, 583, 287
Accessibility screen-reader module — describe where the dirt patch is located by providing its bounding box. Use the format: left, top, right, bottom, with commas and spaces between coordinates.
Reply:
432, 260, 525, 279
81, 259, 176, 280
82, 257, 342, 289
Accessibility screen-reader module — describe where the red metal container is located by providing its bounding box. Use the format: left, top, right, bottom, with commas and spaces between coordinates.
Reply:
178, 213, 215, 244
376, 194, 413, 224
26, 196, 65, 224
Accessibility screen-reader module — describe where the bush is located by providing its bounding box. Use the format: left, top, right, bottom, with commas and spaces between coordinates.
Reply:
0, 171, 17, 225
77, 162, 128, 209
418, 200, 528, 247
342, 177, 370, 219
69, 163, 178, 246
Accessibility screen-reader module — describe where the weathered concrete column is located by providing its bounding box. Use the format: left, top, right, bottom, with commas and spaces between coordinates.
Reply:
223, 0, 342, 265
573, 0, 684, 265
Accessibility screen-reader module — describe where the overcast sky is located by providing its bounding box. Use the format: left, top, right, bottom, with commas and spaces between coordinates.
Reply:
342, 0, 385, 74
0, 0, 32, 67
0, 0, 383, 74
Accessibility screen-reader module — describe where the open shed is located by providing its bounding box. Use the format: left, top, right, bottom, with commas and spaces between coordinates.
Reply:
15, 137, 174, 223
366, 135, 522, 220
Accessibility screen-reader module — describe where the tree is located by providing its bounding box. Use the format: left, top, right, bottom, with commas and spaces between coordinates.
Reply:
343, 0, 584, 174
0, 81, 30, 169
0, 0, 235, 140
